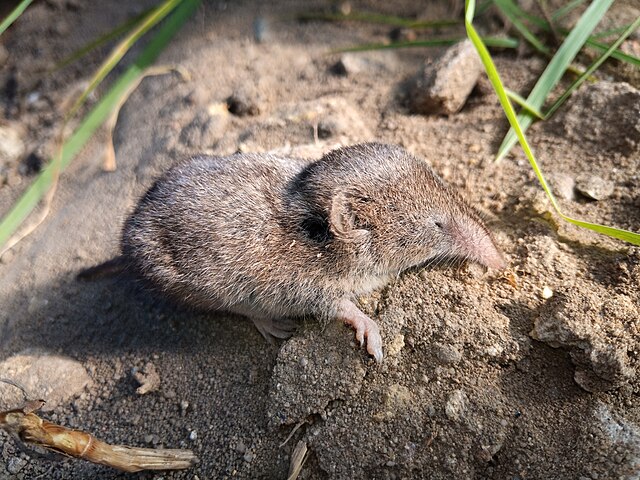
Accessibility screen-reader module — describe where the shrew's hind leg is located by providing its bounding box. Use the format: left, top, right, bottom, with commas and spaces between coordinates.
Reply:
251, 317, 298, 343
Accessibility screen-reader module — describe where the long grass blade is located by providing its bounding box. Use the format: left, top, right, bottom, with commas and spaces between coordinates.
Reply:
465, 0, 640, 246
67, 0, 183, 121
495, 0, 640, 67
0, 0, 201, 250
591, 23, 636, 39
495, 0, 614, 162
585, 37, 640, 67
0, 0, 33, 37
552, 0, 587, 21
493, 0, 550, 54
544, 15, 640, 120
297, 11, 459, 29
52, 8, 153, 72
333, 36, 519, 53
505, 88, 544, 119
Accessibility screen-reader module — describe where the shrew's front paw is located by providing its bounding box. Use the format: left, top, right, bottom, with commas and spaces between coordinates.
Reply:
337, 298, 383, 363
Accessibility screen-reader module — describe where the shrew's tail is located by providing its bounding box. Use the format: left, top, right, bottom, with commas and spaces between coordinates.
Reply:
77, 255, 127, 281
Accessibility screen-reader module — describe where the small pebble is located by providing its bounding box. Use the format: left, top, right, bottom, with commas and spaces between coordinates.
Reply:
330, 52, 396, 77
334, 1, 351, 15
253, 16, 269, 43
6, 457, 25, 474
389, 27, 416, 42
0, 123, 25, 166
551, 173, 575, 201
19, 151, 44, 176
26, 92, 41, 105
0, 45, 8, 67
409, 39, 483, 115
189, 430, 198, 441
0, 249, 15, 264
227, 90, 260, 117
436, 344, 462, 365
468, 143, 481, 153
541, 286, 553, 299
243, 451, 255, 463
575, 174, 614, 201
133, 362, 161, 395
445, 389, 468, 421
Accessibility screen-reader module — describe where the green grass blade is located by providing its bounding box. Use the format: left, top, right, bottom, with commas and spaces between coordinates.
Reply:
493, 0, 548, 29
0, 0, 201, 250
67, 0, 183, 120
505, 88, 544, 119
476, 0, 494, 16
552, 0, 587, 21
465, 0, 640, 246
545, 15, 640, 119
52, 8, 153, 72
585, 37, 640, 67
0, 0, 33, 36
297, 11, 459, 29
495, 0, 614, 162
493, 0, 550, 54
493, 0, 639, 67
482, 36, 520, 48
333, 39, 465, 53
591, 23, 635, 39
333, 36, 518, 53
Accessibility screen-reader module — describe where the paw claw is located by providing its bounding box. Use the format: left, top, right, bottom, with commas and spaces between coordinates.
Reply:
338, 299, 384, 362
371, 346, 383, 363
366, 330, 384, 363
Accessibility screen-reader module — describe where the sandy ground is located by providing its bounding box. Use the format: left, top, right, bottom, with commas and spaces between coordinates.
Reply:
1, 0, 639, 478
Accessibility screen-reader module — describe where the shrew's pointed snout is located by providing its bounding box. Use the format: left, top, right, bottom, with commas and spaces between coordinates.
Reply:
450, 217, 507, 270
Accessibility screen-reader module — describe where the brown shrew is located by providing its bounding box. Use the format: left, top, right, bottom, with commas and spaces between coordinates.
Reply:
80, 143, 506, 361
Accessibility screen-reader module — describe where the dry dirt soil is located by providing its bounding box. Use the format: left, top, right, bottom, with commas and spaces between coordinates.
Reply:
0, 1, 639, 479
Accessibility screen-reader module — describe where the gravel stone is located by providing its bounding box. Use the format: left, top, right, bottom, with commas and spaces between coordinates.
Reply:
408, 39, 483, 115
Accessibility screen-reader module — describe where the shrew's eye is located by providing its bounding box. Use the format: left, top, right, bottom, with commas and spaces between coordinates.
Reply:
300, 215, 330, 243
434, 221, 444, 229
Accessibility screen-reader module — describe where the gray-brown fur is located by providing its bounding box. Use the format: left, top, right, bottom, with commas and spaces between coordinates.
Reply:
97, 143, 504, 356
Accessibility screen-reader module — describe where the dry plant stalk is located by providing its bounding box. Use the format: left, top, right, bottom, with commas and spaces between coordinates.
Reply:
0, 402, 196, 473
103, 65, 191, 171
287, 440, 308, 480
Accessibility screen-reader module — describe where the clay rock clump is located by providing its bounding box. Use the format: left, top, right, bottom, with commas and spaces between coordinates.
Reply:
267, 321, 366, 426
0, 349, 91, 410
548, 81, 640, 155
531, 288, 638, 392
408, 39, 483, 115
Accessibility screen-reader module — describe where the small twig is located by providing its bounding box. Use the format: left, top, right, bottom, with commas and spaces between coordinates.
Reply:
536, 0, 560, 43
0, 378, 30, 401
33, 465, 55, 480
0, 178, 58, 258
104, 65, 190, 171
0, 401, 197, 472
279, 419, 307, 448
287, 440, 308, 480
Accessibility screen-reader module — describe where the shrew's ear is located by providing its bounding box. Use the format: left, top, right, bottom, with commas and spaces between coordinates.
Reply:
329, 190, 370, 243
